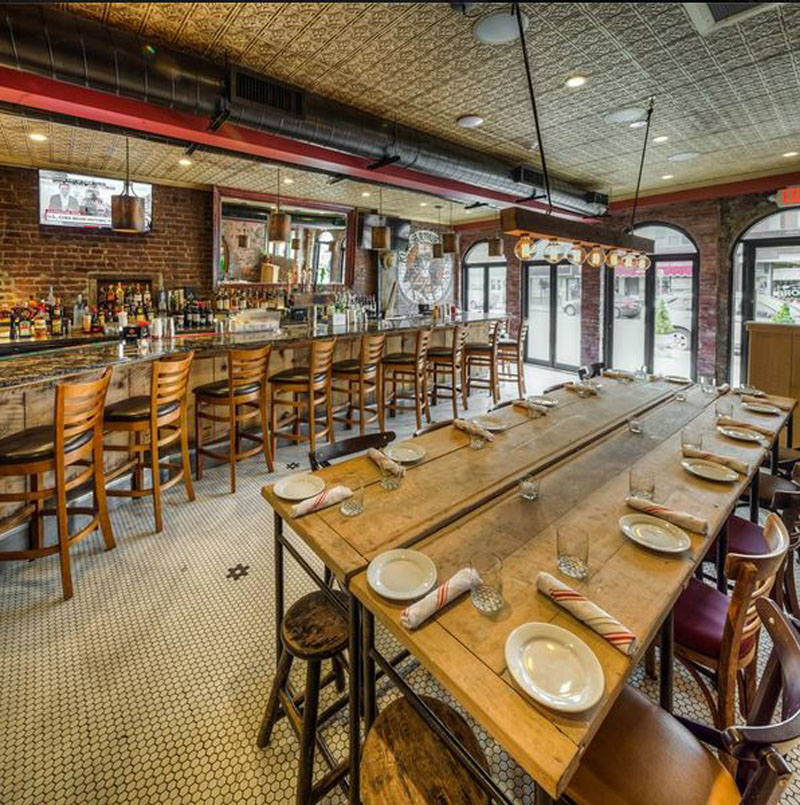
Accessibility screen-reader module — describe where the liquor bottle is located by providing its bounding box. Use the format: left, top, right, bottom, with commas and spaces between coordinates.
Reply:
18, 309, 32, 338
33, 304, 48, 338
51, 299, 63, 336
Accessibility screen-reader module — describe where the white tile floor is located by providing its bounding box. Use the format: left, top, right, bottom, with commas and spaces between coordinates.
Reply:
2, 365, 799, 804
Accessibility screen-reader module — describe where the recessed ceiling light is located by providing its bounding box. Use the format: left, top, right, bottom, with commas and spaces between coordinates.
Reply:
361, 191, 371, 197
661, 174, 674, 180
178, 157, 192, 166
420, 202, 428, 207
604, 107, 646, 125
629, 120, 647, 129
28, 132, 48, 142
783, 151, 798, 158
473, 8, 528, 45
565, 75, 587, 89
283, 177, 294, 184
456, 114, 484, 129
668, 151, 700, 162
653, 135, 669, 143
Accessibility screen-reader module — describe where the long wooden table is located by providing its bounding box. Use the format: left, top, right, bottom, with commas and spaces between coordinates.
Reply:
261, 380, 796, 803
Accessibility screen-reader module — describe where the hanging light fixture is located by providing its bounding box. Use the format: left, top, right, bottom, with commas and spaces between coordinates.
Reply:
513, 233, 535, 261
268, 167, 292, 243
488, 207, 503, 257
635, 252, 651, 271
606, 248, 625, 269
442, 202, 459, 254
291, 234, 301, 251
111, 137, 146, 232
432, 206, 444, 258
371, 187, 391, 251
543, 240, 564, 264
565, 242, 586, 266
584, 244, 606, 268
621, 251, 637, 270
238, 222, 250, 249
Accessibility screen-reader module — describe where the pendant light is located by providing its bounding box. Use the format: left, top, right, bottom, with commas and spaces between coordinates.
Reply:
543, 240, 564, 264
488, 207, 503, 257
268, 167, 292, 243
635, 253, 651, 271
432, 206, 444, 258
621, 251, 637, 270
442, 202, 459, 254
584, 244, 606, 269
111, 138, 146, 232
606, 248, 625, 269
371, 187, 391, 251
513, 233, 535, 261
566, 242, 586, 266
291, 234, 301, 251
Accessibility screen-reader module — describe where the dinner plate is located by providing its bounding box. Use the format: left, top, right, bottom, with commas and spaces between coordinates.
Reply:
619, 514, 691, 553
680, 458, 738, 483
664, 374, 691, 384
472, 414, 508, 432
505, 623, 604, 713
367, 549, 437, 601
717, 425, 764, 444
742, 401, 781, 416
273, 473, 325, 501
384, 442, 426, 464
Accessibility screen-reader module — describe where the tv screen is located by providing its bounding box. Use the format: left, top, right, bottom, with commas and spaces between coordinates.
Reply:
39, 169, 153, 230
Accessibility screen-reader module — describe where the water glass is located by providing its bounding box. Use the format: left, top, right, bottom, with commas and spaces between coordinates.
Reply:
556, 528, 589, 580
518, 475, 540, 501
629, 468, 655, 501
675, 391, 687, 403
470, 552, 504, 614
715, 399, 732, 420
340, 478, 365, 517
700, 375, 716, 395
628, 416, 644, 435
681, 427, 703, 451
470, 433, 487, 450
634, 365, 648, 381
379, 464, 402, 491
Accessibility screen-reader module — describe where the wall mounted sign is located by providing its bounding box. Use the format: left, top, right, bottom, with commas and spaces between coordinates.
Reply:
776, 187, 800, 208
397, 229, 454, 311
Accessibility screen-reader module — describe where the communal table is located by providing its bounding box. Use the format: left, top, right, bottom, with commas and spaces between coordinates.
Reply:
261, 380, 796, 803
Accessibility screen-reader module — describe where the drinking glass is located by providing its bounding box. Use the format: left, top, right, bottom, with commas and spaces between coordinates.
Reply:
629, 468, 655, 501
715, 399, 732, 420
628, 416, 643, 435
556, 528, 589, 580
518, 475, 540, 501
379, 464, 402, 491
470, 552, 504, 614
634, 364, 648, 381
339, 478, 365, 517
681, 427, 702, 451
700, 375, 716, 395
470, 433, 487, 450
675, 391, 687, 403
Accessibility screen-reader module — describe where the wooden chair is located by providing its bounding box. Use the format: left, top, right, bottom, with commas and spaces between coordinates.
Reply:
566, 598, 800, 805
360, 695, 490, 805
752, 462, 800, 511
496, 319, 528, 399
426, 324, 469, 418
103, 352, 195, 534
308, 431, 396, 471
193, 345, 273, 494
464, 323, 501, 404
673, 513, 790, 730
331, 332, 386, 435
269, 338, 336, 455
383, 328, 432, 432
0, 368, 114, 600
257, 591, 349, 804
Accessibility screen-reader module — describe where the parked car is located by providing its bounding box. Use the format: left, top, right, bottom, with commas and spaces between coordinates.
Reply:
663, 295, 692, 350
562, 297, 642, 318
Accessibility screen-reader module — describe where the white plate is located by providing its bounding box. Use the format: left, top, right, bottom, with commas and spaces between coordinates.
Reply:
367, 549, 437, 601
472, 414, 508, 432
273, 473, 325, 501
384, 442, 426, 464
619, 514, 691, 553
717, 425, 764, 444
680, 458, 738, 483
742, 402, 781, 416
664, 375, 691, 384
505, 623, 604, 713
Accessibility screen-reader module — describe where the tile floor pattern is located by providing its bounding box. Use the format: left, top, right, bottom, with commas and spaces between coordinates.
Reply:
2, 366, 799, 804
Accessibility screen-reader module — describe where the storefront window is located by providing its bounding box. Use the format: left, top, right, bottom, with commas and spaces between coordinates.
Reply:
462, 241, 507, 316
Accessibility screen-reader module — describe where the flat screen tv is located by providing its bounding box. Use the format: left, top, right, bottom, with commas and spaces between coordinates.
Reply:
38, 169, 153, 231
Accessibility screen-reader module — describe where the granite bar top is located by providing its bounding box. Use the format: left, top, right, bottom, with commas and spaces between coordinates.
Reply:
0, 313, 504, 391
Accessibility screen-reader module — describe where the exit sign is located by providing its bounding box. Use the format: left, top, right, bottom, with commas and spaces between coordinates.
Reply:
777, 186, 800, 207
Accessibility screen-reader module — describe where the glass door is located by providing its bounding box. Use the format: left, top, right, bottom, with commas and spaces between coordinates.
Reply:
610, 264, 647, 372
652, 258, 697, 378
526, 264, 551, 362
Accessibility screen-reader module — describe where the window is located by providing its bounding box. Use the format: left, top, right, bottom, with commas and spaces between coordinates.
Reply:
462, 240, 506, 315
313, 230, 335, 284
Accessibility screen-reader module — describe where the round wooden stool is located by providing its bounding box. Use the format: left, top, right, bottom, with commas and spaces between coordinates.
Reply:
360, 695, 490, 805
258, 591, 350, 804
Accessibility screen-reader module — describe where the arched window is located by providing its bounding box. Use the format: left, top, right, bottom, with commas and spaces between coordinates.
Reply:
730, 209, 800, 385
313, 230, 335, 284
462, 240, 506, 316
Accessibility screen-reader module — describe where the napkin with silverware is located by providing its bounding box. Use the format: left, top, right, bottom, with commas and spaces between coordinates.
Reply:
537, 572, 638, 656
682, 446, 749, 476
453, 418, 494, 442
513, 399, 549, 417
602, 369, 635, 381
366, 448, 405, 477
401, 567, 480, 629
527, 395, 558, 408
565, 381, 598, 396
291, 485, 352, 517
733, 386, 765, 397
716, 383, 731, 394
742, 395, 792, 411
625, 496, 708, 535
716, 416, 773, 439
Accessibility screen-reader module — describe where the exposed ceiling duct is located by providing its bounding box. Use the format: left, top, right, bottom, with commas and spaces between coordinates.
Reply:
0, 4, 607, 217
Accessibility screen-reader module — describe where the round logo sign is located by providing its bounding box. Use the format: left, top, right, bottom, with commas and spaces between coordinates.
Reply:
397, 229, 454, 306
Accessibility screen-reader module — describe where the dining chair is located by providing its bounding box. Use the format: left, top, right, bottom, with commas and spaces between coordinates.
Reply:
565, 598, 800, 805
383, 328, 432, 432
752, 462, 800, 511
426, 324, 469, 418
308, 431, 396, 471
496, 319, 528, 398
464, 322, 501, 404
331, 332, 386, 435
673, 513, 790, 729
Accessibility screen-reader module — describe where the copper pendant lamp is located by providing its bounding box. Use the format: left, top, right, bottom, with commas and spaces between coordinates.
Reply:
268, 167, 292, 243
488, 207, 503, 257
442, 202, 459, 254
432, 205, 444, 258
371, 187, 391, 251
111, 138, 146, 233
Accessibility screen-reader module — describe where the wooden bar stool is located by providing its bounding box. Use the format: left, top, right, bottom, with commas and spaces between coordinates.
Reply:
426, 324, 468, 418
465, 322, 501, 404
383, 328, 432, 432
496, 319, 528, 399
269, 338, 336, 455
258, 591, 350, 804
0, 368, 114, 600
103, 352, 195, 534
193, 345, 274, 494
331, 332, 386, 435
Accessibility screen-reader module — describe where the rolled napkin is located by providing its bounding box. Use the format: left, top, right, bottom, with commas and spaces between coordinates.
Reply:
400, 567, 480, 629
665, 375, 692, 384
513, 399, 549, 417
682, 445, 749, 476
602, 369, 635, 381
453, 418, 495, 442
527, 395, 558, 408
537, 572, 637, 656
564, 381, 598, 396
716, 416, 774, 439
291, 485, 352, 518
733, 386, 765, 397
716, 383, 731, 394
625, 495, 708, 535
366, 448, 405, 477
742, 394, 793, 411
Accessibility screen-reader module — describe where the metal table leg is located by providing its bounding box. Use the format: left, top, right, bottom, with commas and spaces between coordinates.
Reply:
716, 520, 728, 592
362, 609, 377, 731
660, 611, 674, 713
274, 511, 284, 660
772, 439, 779, 475
348, 594, 362, 805
788, 415, 794, 449
750, 470, 760, 523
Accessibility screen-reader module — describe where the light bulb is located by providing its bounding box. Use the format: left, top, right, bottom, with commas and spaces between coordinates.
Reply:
566, 243, 586, 266
606, 249, 624, 269
621, 251, 637, 270
543, 240, 564, 264
513, 234, 536, 261
585, 245, 606, 268
635, 253, 651, 271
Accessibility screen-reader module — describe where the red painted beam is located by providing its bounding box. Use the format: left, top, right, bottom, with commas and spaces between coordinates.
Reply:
0, 64, 592, 218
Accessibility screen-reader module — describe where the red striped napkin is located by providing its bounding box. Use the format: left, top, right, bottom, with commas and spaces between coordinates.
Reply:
290, 485, 352, 518
400, 567, 480, 629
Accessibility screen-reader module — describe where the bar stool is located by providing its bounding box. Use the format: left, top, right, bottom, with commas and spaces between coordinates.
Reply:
193, 345, 273, 494
269, 338, 336, 454
426, 324, 468, 418
465, 322, 501, 404
257, 591, 350, 804
331, 332, 386, 435
383, 328, 432, 432
0, 368, 114, 600
103, 352, 195, 534
496, 319, 528, 399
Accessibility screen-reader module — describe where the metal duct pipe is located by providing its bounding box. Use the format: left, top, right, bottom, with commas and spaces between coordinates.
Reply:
0, 4, 608, 216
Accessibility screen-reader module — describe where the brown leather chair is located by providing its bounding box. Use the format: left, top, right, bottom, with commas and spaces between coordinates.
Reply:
331, 332, 386, 435
383, 328, 432, 432
464, 321, 501, 404
496, 319, 528, 399
193, 344, 273, 494
427, 324, 468, 418
0, 368, 114, 600
103, 352, 195, 534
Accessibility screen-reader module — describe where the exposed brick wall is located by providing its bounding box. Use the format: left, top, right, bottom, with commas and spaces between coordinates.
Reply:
0, 165, 212, 305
